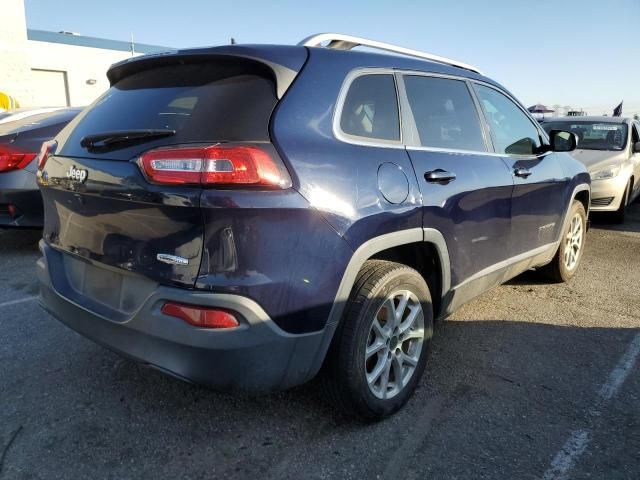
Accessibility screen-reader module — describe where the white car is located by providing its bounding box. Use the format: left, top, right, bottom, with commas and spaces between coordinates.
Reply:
543, 116, 640, 222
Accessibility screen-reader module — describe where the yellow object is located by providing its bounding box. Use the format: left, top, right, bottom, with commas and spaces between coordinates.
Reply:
0, 92, 20, 110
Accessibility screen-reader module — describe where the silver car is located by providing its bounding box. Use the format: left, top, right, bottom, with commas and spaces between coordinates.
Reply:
543, 116, 640, 222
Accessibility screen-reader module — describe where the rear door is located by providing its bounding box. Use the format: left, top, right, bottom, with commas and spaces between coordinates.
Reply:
472, 83, 567, 256
399, 73, 514, 290
40, 61, 279, 288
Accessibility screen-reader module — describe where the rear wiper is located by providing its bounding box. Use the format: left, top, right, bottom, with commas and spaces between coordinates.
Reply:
80, 129, 176, 151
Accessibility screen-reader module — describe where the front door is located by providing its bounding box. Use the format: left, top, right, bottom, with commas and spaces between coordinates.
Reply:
472, 84, 567, 255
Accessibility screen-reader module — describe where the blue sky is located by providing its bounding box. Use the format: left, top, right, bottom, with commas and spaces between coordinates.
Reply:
25, 0, 639, 116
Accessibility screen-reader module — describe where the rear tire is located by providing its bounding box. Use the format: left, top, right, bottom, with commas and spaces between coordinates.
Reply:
539, 200, 586, 283
324, 260, 433, 421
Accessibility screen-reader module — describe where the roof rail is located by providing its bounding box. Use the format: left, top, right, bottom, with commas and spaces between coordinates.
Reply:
298, 33, 483, 75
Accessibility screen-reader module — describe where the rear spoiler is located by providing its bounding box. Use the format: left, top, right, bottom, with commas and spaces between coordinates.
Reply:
107, 45, 308, 99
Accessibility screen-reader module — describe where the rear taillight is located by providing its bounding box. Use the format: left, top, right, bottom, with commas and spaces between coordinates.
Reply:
36, 140, 57, 171
161, 302, 240, 329
0, 144, 37, 173
139, 144, 291, 188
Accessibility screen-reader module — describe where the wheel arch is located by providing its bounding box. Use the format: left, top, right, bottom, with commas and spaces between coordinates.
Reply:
333, 229, 450, 322
368, 231, 450, 318
574, 187, 590, 215
552, 182, 590, 249
308, 228, 451, 378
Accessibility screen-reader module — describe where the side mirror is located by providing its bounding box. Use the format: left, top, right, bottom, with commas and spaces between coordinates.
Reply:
550, 130, 578, 152
633, 141, 640, 153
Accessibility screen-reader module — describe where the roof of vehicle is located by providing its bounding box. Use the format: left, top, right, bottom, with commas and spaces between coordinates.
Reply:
111, 42, 493, 78
545, 116, 634, 124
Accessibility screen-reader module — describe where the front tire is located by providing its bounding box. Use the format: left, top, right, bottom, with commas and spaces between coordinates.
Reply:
325, 260, 433, 420
539, 200, 587, 283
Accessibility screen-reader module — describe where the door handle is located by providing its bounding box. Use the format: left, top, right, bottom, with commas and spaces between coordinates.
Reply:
514, 167, 532, 178
425, 169, 456, 184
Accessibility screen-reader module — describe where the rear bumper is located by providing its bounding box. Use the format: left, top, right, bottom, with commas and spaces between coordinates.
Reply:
0, 169, 43, 228
37, 242, 329, 391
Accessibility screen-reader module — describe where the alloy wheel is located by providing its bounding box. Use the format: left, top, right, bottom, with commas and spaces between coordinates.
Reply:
365, 290, 425, 399
563, 213, 583, 270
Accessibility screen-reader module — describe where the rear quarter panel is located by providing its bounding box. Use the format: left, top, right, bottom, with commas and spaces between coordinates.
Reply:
196, 189, 354, 334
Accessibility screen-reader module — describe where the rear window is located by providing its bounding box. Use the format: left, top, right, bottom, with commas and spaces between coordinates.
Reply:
57, 62, 277, 160
339, 74, 400, 142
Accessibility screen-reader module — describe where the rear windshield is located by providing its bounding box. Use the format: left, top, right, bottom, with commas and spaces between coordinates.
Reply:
542, 121, 628, 151
57, 62, 277, 160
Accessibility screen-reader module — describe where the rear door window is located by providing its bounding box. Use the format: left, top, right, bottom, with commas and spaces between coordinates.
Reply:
474, 84, 542, 155
403, 75, 486, 152
339, 74, 400, 142
57, 62, 278, 160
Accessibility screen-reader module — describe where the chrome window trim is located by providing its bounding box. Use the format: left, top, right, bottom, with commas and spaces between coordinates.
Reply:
333, 67, 553, 161
406, 145, 504, 158
332, 68, 405, 149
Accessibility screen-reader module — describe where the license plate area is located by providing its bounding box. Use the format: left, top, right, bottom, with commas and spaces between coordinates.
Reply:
44, 246, 159, 322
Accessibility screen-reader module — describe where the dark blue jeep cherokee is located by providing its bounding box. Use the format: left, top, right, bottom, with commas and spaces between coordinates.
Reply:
37, 34, 590, 419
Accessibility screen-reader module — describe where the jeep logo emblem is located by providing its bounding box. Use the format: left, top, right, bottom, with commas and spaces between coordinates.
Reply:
66, 165, 88, 183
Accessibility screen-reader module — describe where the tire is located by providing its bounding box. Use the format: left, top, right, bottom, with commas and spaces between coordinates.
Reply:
539, 200, 587, 283
610, 182, 630, 224
324, 260, 433, 420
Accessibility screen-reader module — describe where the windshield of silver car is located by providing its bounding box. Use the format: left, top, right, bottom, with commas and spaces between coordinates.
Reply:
542, 121, 628, 151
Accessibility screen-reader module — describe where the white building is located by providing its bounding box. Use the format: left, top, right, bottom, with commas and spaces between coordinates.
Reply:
0, 0, 167, 108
